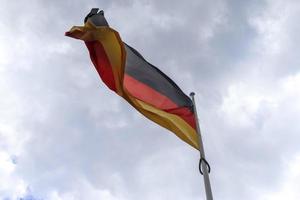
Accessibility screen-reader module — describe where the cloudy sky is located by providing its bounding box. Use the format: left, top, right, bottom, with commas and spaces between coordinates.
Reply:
1, 0, 300, 199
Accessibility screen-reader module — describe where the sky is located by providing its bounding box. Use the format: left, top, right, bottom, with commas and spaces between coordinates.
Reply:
0, 0, 300, 199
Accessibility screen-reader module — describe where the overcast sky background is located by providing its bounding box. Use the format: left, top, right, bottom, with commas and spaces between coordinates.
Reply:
0, 0, 300, 199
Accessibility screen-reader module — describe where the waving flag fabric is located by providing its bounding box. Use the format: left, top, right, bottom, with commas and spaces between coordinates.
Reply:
66, 9, 199, 149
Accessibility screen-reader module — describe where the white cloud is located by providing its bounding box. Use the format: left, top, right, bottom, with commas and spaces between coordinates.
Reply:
45, 178, 125, 200
0, 151, 27, 199
259, 154, 300, 200
220, 72, 300, 128
220, 83, 277, 127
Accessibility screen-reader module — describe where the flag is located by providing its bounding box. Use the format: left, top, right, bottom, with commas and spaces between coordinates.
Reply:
66, 9, 199, 149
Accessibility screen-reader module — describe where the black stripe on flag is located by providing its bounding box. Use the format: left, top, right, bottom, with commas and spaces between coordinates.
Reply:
124, 43, 193, 110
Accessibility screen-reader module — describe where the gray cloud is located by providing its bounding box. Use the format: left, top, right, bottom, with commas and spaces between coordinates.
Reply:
0, 0, 300, 199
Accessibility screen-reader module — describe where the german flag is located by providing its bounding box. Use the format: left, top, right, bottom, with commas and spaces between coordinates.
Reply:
66, 9, 199, 150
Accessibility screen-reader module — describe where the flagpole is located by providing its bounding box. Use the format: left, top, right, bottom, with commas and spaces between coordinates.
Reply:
190, 92, 213, 200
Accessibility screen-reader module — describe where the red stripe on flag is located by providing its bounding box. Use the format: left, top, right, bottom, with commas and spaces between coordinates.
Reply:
85, 41, 117, 92
165, 107, 196, 130
124, 74, 196, 129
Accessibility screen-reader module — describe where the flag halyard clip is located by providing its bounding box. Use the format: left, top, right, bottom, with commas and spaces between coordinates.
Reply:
199, 157, 211, 175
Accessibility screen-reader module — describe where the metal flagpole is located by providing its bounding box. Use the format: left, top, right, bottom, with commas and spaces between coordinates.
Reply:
190, 92, 213, 200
